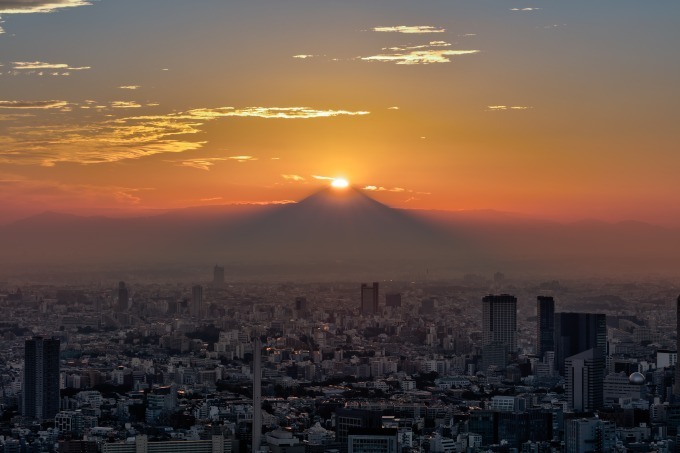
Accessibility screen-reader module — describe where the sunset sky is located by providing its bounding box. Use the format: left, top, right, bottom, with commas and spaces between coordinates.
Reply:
1, 0, 679, 225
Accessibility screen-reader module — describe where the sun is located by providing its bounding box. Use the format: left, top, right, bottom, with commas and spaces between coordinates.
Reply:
331, 178, 350, 189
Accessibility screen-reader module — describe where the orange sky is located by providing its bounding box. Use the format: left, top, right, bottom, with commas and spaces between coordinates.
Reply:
0, 0, 679, 225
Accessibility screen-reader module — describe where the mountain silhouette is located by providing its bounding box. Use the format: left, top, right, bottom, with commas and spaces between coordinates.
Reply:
1, 187, 680, 276
203, 186, 460, 263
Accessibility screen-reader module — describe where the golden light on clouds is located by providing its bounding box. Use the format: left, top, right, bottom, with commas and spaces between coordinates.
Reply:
362, 42, 479, 65
0, 103, 370, 166
0, 0, 91, 14
0, 100, 69, 109
372, 25, 445, 34
12, 61, 90, 70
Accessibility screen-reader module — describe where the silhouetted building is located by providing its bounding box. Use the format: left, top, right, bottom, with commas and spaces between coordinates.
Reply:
565, 417, 615, 453
191, 285, 203, 318
22, 337, 60, 420
565, 348, 605, 412
213, 265, 225, 286
482, 294, 517, 351
537, 296, 555, 358
117, 281, 129, 312
295, 296, 307, 312
336, 408, 382, 453
347, 428, 398, 453
420, 298, 435, 315
385, 293, 401, 308
554, 312, 606, 376
361, 282, 379, 316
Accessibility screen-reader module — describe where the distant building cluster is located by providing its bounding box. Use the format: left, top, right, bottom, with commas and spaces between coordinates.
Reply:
0, 271, 679, 452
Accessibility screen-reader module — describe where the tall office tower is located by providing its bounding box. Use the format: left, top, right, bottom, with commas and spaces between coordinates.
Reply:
482, 294, 517, 351
23, 337, 60, 420
385, 293, 402, 308
252, 337, 262, 453
295, 297, 308, 312
554, 313, 607, 376
675, 295, 680, 397
191, 285, 203, 318
116, 281, 129, 312
536, 296, 555, 358
212, 265, 225, 286
565, 348, 605, 412
361, 282, 379, 316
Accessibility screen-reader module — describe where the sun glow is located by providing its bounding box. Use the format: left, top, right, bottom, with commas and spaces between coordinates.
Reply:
331, 178, 349, 188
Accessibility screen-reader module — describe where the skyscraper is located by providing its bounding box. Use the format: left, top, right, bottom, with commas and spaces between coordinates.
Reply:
361, 282, 379, 316
565, 348, 605, 412
212, 265, 225, 286
536, 296, 555, 358
191, 285, 203, 318
482, 294, 517, 351
23, 337, 60, 420
554, 312, 606, 376
117, 281, 129, 312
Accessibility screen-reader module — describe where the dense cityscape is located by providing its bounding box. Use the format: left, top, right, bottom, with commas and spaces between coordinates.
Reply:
1, 267, 679, 452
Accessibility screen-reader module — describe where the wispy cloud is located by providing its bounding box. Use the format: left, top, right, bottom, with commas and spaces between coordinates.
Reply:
177, 158, 229, 171
292, 54, 317, 59
281, 174, 306, 182
372, 25, 445, 34
187, 106, 369, 119
0, 104, 369, 166
510, 7, 541, 11
12, 61, 90, 70
362, 42, 479, 65
363, 186, 406, 193
486, 105, 532, 111
312, 175, 336, 181
0, 0, 91, 14
0, 173, 149, 215
111, 101, 142, 109
228, 155, 257, 162
119, 85, 141, 90
0, 100, 68, 109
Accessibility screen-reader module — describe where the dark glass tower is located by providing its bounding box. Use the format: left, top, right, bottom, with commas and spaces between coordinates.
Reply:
536, 296, 555, 358
117, 281, 129, 312
482, 294, 517, 352
360, 282, 379, 316
23, 337, 60, 420
554, 313, 606, 376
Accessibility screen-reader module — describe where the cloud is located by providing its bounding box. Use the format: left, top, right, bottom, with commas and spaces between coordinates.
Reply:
510, 7, 541, 11
12, 61, 90, 70
0, 100, 68, 109
0, 0, 90, 14
0, 173, 149, 215
372, 25, 445, 34
281, 174, 306, 182
177, 158, 229, 171
0, 103, 369, 166
387, 106, 400, 110
486, 105, 532, 111
362, 185, 426, 195
111, 101, 142, 109
228, 155, 257, 163
362, 42, 479, 65
119, 85, 141, 90
292, 54, 316, 59
312, 175, 335, 181
187, 106, 369, 119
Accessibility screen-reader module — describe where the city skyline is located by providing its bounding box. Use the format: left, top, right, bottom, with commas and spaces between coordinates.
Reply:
1, 1, 679, 226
